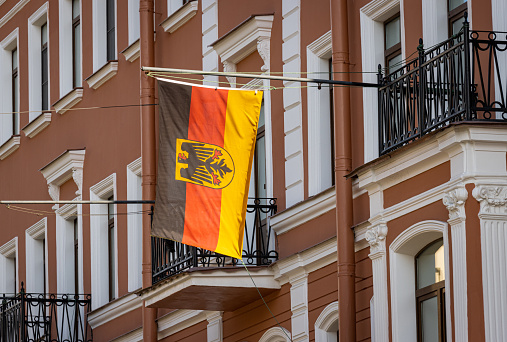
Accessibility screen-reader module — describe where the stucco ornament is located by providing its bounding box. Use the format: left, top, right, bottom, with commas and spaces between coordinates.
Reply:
443, 187, 468, 220
366, 223, 388, 255
472, 185, 507, 213
222, 61, 236, 87
257, 38, 270, 72
48, 183, 60, 210
72, 168, 83, 196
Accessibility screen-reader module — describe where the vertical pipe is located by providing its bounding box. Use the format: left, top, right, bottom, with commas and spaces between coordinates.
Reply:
330, 0, 356, 341
140, 0, 157, 341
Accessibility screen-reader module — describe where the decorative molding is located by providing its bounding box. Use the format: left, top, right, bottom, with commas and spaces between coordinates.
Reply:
314, 301, 338, 342
289, 272, 309, 342
111, 328, 143, 342
0, 0, 30, 29
26, 217, 47, 240
157, 310, 208, 340
90, 173, 115, 198
257, 38, 270, 72
0, 135, 20, 160
53, 88, 83, 114
361, 0, 400, 20
259, 327, 292, 342
22, 112, 51, 138
40, 149, 85, 209
85, 61, 118, 90
0, 237, 17, 257
222, 61, 236, 87
127, 157, 142, 176
121, 39, 140, 62
443, 187, 468, 221
206, 311, 223, 342
211, 15, 273, 66
473, 185, 507, 215
160, 0, 198, 33
88, 293, 143, 329
55, 196, 79, 219
271, 186, 335, 235
366, 223, 388, 258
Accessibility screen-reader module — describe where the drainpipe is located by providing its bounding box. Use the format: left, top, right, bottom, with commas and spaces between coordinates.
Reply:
140, 0, 157, 341
330, 0, 356, 341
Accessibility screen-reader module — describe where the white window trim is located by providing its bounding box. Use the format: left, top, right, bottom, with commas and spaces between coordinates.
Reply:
26, 217, 48, 293
127, 0, 140, 45
53, 88, 83, 115
360, 0, 403, 163
258, 327, 292, 342
389, 220, 451, 342
0, 135, 20, 160
59, 0, 82, 97
161, 0, 198, 33
0, 237, 18, 294
307, 30, 333, 197
55, 200, 83, 295
90, 173, 117, 309
314, 301, 339, 342
127, 158, 142, 292
22, 112, 51, 138
85, 60, 118, 89
92, 0, 117, 72
0, 28, 19, 145
28, 2, 49, 123
121, 39, 140, 63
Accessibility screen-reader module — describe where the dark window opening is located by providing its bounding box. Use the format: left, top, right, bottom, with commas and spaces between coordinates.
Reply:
74, 218, 79, 295
72, 0, 81, 88
328, 58, 335, 186
108, 196, 115, 301
12, 48, 18, 135
106, 0, 115, 61
41, 23, 49, 111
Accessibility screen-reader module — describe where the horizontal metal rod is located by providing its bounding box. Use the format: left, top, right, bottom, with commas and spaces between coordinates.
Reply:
142, 66, 380, 88
0, 200, 155, 205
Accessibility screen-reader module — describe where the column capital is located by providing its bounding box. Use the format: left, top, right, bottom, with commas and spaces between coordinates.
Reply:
443, 187, 468, 222
472, 185, 507, 215
366, 222, 388, 259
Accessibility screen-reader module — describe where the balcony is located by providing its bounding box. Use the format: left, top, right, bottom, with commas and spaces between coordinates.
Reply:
143, 198, 280, 311
378, 16, 507, 155
0, 286, 92, 342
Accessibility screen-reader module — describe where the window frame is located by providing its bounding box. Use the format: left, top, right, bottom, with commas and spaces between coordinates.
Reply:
11, 48, 19, 135
41, 23, 48, 111
106, 0, 115, 61
72, 0, 81, 88
448, 1, 467, 36
384, 13, 402, 73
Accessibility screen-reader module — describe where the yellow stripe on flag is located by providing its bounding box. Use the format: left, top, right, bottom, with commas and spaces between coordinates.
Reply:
215, 89, 263, 259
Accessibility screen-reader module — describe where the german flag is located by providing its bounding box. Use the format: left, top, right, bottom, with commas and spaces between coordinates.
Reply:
152, 80, 263, 259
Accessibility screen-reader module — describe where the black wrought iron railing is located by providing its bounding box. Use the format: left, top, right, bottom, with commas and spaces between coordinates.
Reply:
378, 14, 507, 155
0, 286, 92, 342
152, 197, 277, 284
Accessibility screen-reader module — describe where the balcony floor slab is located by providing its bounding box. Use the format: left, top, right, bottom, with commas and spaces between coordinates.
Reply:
141, 266, 280, 311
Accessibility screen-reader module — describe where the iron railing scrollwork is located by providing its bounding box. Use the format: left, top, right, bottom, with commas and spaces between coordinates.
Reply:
378, 13, 507, 155
152, 198, 277, 284
0, 285, 92, 342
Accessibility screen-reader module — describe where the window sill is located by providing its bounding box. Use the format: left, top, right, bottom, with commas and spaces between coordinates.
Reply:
86, 61, 118, 90
0, 135, 20, 160
121, 39, 140, 62
160, 1, 198, 33
53, 88, 83, 115
22, 111, 52, 138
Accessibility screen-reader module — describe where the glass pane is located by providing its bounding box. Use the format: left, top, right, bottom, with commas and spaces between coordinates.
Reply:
12, 49, 17, 69
417, 240, 445, 289
74, 23, 82, 87
388, 53, 403, 72
385, 17, 401, 50
258, 100, 265, 128
421, 296, 439, 342
41, 23, 48, 45
448, 0, 466, 12
13, 74, 19, 135
108, 202, 114, 220
42, 48, 48, 111
256, 136, 266, 200
72, 0, 80, 19
451, 18, 463, 35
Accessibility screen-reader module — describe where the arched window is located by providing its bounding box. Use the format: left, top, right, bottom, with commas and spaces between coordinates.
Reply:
315, 301, 338, 342
416, 239, 446, 342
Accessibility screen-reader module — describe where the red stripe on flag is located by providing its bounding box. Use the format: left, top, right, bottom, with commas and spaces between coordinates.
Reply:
182, 87, 228, 251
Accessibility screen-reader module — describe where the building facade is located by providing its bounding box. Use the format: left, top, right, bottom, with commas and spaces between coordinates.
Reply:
0, 0, 506, 341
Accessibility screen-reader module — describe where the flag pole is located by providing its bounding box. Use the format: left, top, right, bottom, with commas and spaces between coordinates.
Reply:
141, 66, 380, 88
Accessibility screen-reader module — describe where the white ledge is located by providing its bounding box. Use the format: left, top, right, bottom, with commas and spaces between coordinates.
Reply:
270, 186, 336, 235
88, 293, 142, 329
160, 1, 198, 33
53, 88, 83, 115
86, 61, 118, 89
22, 111, 51, 138
121, 39, 140, 62
0, 135, 20, 160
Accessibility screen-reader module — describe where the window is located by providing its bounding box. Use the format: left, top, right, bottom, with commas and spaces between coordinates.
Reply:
72, 0, 81, 88
448, 0, 467, 36
41, 23, 48, 111
26, 218, 47, 294
254, 101, 267, 200
106, 0, 115, 61
0, 238, 18, 294
108, 196, 115, 301
384, 15, 402, 73
416, 239, 446, 342
12, 48, 19, 135
74, 218, 79, 294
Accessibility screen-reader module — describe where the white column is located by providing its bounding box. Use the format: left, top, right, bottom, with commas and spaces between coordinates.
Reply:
472, 185, 507, 342
282, 0, 303, 207
443, 187, 468, 342
290, 272, 309, 342
206, 311, 223, 342
366, 223, 388, 342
